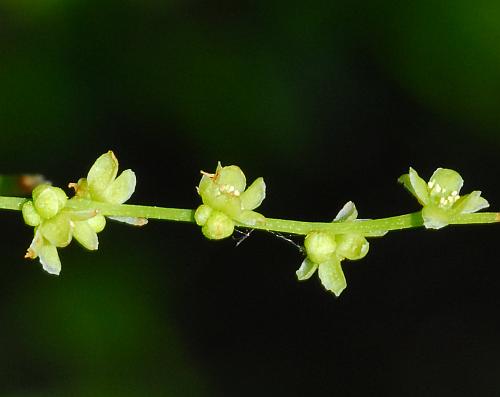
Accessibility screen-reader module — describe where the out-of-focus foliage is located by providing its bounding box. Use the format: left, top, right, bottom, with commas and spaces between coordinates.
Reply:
367, 0, 500, 129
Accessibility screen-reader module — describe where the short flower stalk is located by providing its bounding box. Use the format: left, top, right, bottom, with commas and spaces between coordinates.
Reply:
0, 152, 498, 297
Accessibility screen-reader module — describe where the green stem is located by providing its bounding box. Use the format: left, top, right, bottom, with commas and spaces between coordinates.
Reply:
1, 196, 498, 237
0, 196, 27, 210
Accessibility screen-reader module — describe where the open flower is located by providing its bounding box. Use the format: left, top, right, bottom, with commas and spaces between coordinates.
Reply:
69, 151, 145, 226
399, 167, 489, 229
296, 202, 369, 296
23, 151, 139, 275
194, 162, 266, 239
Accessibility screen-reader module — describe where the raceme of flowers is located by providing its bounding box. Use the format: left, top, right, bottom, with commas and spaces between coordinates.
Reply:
19, 154, 491, 297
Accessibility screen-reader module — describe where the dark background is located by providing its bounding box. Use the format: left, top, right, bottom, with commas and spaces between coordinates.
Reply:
1, 1, 500, 396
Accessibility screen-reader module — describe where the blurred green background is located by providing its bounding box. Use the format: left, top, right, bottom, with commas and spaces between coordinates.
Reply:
1, 1, 500, 396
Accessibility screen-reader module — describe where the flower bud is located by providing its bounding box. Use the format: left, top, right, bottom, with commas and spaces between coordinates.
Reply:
304, 231, 337, 264
194, 204, 213, 226
202, 211, 235, 240
335, 234, 369, 260
22, 201, 41, 226
32, 185, 67, 219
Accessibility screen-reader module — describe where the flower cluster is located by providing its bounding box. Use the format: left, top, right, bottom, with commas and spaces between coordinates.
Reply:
23, 151, 138, 275
195, 162, 266, 239
296, 202, 369, 296
399, 167, 489, 229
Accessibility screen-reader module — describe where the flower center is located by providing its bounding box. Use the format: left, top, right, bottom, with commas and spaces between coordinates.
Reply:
428, 180, 460, 208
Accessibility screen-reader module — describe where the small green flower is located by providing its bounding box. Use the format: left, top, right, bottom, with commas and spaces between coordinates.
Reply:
399, 167, 489, 229
23, 151, 140, 275
69, 150, 144, 226
296, 202, 369, 296
195, 162, 266, 239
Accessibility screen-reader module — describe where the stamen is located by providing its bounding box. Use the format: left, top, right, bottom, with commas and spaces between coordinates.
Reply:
200, 170, 215, 178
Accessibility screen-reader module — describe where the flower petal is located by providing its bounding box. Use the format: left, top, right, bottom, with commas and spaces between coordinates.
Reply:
409, 167, 430, 205
296, 258, 318, 280
398, 168, 429, 205
103, 169, 136, 204
205, 192, 242, 219
334, 201, 358, 222
87, 214, 107, 232
107, 216, 148, 226
240, 177, 266, 210
318, 257, 346, 297
38, 242, 61, 275
429, 168, 464, 196
421, 205, 450, 229
87, 151, 119, 199
454, 191, 489, 214
216, 165, 246, 193
235, 210, 266, 227
39, 213, 73, 247
72, 221, 99, 250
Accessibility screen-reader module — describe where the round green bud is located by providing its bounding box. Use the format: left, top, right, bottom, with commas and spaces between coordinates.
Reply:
335, 234, 369, 260
194, 204, 213, 226
304, 231, 337, 264
22, 201, 41, 226
202, 211, 234, 240
32, 185, 67, 219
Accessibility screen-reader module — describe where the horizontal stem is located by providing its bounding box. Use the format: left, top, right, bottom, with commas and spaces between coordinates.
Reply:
256, 213, 424, 235
1, 196, 499, 237
0, 196, 26, 210
66, 199, 196, 223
